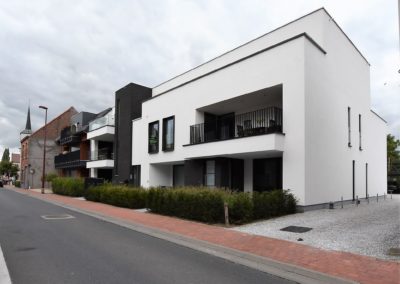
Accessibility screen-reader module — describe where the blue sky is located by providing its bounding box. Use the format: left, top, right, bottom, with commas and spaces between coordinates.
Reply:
0, 0, 399, 155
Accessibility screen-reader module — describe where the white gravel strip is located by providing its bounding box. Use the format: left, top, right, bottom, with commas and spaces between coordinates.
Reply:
0, 244, 11, 284
232, 195, 400, 261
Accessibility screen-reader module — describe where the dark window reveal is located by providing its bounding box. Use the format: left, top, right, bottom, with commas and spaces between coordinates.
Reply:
359, 114, 362, 150
162, 116, 175, 151
148, 121, 159, 153
348, 107, 352, 147
132, 165, 141, 187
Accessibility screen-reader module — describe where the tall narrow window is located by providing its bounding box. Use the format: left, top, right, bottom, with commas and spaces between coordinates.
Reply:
162, 116, 175, 151
205, 160, 215, 187
132, 165, 141, 187
148, 121, 159, 153
365, 163, 368, 198
352, 160, 355, 201
359, 114, 362, 150
348, 107, 352, 147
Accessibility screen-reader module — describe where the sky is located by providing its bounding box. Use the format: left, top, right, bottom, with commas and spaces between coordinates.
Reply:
0, 0, 399, 156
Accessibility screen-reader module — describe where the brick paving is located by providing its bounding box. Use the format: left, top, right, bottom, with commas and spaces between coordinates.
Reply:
8, 187, 400, 284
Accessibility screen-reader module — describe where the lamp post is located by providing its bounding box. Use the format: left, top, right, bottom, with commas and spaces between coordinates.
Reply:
39, 106, 48, 194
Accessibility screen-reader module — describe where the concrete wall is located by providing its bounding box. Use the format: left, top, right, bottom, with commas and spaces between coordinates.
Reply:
22, 138, 59, 189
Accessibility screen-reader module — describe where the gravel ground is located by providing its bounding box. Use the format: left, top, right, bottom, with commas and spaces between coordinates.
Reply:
232, 195, 400, 261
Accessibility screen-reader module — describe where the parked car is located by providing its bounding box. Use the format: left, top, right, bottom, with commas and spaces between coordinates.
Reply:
0, 180, 3, 187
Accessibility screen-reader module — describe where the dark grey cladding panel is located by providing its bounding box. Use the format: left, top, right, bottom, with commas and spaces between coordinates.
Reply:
114, 83, 152, 184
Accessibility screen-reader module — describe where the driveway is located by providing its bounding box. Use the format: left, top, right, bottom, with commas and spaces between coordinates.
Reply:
232, 195, 400, 261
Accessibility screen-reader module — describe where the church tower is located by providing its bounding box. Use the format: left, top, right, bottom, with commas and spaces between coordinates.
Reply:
20, 106, 32, 141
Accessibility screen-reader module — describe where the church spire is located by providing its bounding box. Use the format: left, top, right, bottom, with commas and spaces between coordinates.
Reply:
20, 105, 32, 140
25, 106, 32, 131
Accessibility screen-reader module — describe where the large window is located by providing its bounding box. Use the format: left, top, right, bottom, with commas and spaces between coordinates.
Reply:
162, 116, 175, 151
148, 121, 159, 153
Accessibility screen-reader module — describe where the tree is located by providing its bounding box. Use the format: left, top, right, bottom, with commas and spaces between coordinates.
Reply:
1, 148, 10, 162
387, 134, 400, 172
0, 161, 18, 179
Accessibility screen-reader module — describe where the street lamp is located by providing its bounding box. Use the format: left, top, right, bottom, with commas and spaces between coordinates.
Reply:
39, 105, 48, 194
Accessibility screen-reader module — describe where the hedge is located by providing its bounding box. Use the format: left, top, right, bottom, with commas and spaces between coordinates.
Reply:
146, 187, 296, 225
51, 178, 297, 224
84, 184, 146, 209
147, 187, 226, 223
253, 190, 297, 220
51, 177, 84, 197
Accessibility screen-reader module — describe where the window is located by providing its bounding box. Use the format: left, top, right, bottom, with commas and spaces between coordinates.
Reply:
205, 160, 215, 187
148, 121, 159, 153
359, 114, 362, 150
348, 107, 352, 147
162, 116, 175, 151
131, 165, 141, 187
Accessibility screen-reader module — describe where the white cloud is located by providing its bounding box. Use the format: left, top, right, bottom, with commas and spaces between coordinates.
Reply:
0, 0, 399, 154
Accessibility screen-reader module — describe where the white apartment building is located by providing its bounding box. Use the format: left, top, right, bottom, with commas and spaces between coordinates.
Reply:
87, 107, 115, 182
129, 8, 387, 207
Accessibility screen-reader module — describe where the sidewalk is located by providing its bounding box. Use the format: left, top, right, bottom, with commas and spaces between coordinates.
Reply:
7, 186, 400, 284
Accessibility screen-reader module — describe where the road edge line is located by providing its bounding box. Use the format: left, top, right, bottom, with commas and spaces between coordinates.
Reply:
0, 244, 12, 284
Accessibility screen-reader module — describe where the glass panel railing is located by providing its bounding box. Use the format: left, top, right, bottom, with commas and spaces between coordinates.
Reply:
89, 114, 115, 132
89, 148, 114, 161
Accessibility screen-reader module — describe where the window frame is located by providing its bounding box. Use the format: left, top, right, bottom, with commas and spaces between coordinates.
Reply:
148, 120, 160, 154
162, 116, 175, 152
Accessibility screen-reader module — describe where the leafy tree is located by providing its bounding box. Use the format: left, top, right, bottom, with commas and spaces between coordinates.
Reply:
387, 134, 400, 172
1, 148, 10, 162
0, 161, 18, 178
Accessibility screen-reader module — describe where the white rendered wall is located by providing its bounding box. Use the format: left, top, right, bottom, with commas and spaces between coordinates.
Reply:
303, 13, 387, 205
133, 38, 308, 201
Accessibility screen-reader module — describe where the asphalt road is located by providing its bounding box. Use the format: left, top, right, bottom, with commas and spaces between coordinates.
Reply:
0, 189, 293, 284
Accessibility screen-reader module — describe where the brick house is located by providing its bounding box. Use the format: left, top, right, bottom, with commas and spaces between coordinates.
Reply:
20, 107, 77, 188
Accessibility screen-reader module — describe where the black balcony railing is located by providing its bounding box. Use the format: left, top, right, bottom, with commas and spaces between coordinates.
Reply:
190, 107, 282, 144
54, 150, 86, 169
59, 127, 80, 145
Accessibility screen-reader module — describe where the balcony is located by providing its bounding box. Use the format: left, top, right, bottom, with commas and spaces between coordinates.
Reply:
59, 127, 81, 145
89, 148, 114, 161
189, 107, 282, 145
87, 115, 115, 141
89, 114, 114, 131
87, 148, 114, 169
54, 150, 86, 169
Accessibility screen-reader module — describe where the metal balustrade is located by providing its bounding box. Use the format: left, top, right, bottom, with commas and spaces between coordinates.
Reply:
190, 107, 282, 144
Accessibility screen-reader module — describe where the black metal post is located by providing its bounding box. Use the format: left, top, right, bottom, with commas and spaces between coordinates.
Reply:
39, 106, 48, 194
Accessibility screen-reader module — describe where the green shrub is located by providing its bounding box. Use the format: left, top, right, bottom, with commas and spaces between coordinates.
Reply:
147, 187, 226, 223
45, 173, 58, 183
253, 189, 297, 220
14, 180, 21, 187
52, 177, 84, 197
225, 192, 253, 224
84, 184, 147, 209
